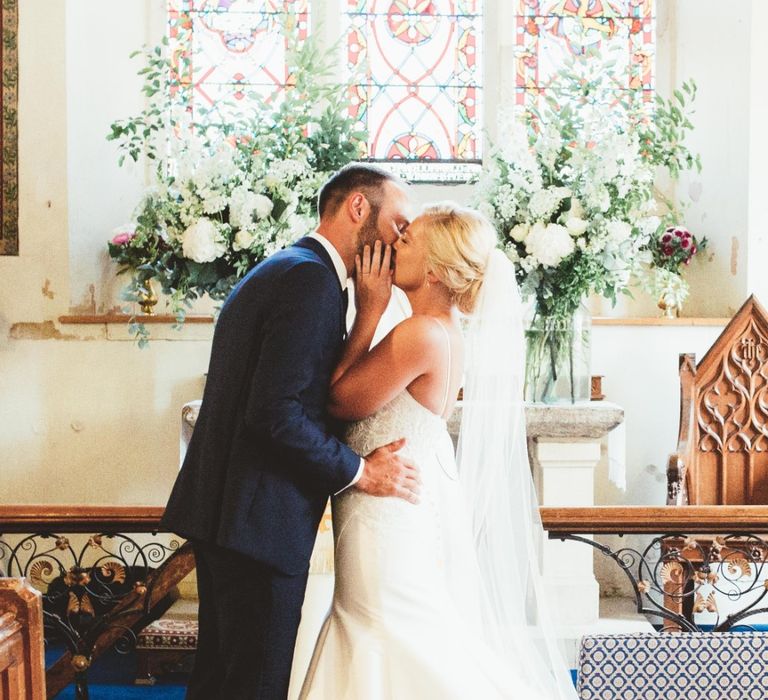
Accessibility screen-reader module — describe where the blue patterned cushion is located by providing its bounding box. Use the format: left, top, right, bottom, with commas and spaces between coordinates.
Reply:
577, 632, 768, 699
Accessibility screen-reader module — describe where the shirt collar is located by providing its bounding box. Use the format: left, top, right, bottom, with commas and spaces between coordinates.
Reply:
307, 232, 348, 289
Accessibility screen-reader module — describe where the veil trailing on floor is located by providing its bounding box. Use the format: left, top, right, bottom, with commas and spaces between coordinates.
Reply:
457, 249, 577, 699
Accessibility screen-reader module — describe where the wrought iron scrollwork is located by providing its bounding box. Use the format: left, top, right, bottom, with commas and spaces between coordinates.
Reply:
0, 531, 181, 699
553, 532, 768, 633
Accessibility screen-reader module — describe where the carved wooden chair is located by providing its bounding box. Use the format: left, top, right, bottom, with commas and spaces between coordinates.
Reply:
664, 295, 768, 626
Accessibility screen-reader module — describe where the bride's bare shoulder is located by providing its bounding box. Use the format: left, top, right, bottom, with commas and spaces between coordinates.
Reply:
389, 314, 446, 348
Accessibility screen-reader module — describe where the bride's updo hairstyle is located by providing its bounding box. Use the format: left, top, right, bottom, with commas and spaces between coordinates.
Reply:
420, 203, 498, 315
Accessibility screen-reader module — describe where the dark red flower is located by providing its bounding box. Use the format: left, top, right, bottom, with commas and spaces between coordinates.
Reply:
681, 238, 690, 248
663, 245, 674, 256
661, 233, 672, 243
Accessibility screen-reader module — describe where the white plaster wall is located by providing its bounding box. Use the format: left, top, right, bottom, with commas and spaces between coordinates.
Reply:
666, 0, 752, 318
591, 323, 725, 595
66, 0, 166, 313
746, 1, 768, 303
0, 1, 211, 506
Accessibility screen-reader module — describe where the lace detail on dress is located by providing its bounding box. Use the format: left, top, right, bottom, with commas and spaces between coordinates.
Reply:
335, 391, 455, 530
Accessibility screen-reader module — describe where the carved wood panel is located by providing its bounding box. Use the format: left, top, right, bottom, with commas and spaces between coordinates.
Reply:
694, 314, 768, 504
698, 319, 768, 455
0, 0, 19, 256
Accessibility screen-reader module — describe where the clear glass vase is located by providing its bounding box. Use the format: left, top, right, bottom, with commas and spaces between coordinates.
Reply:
524, 302, 592, 404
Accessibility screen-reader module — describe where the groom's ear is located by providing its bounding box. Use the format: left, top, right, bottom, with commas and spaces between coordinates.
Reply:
346, 192, 370, 224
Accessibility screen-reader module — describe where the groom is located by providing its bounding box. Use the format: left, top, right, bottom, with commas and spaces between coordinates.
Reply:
161, 164, 419, 700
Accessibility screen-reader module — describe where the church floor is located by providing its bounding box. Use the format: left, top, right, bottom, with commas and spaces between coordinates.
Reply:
46, 644, 188, 699
45, 642, 577, 698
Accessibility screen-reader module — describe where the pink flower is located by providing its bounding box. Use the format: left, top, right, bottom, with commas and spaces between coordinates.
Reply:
691, 245, 697, 255
111, 232, 135, 246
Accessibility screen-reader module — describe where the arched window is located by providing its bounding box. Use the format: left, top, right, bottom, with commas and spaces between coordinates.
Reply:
344, 0, 484, 183
513, 0, 655, 114
168, 0, 309, 124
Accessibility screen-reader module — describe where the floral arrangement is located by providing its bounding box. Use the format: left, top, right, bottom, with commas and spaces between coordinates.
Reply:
476, 47, 702, 401
647, 226, 708, 315
107, 30, 365, 343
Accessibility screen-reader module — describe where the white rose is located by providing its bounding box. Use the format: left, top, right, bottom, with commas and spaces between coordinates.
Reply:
565, 217, 588, 237
233, 228, 255, 252
181, 218, 227, 263
525, 222, 574, 268
509, 223, 530, 242
253, 194, 274, 220
606, 220, 632, 244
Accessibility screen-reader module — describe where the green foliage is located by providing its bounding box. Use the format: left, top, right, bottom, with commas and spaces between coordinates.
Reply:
106, 24, 366, 346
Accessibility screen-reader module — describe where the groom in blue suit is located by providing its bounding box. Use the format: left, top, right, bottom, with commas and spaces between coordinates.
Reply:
161, 164, 418, 699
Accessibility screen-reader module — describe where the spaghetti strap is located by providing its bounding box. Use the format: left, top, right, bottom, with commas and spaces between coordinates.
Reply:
430, 318, 452, 417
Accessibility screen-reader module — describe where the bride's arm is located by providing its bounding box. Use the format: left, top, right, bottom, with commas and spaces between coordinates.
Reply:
329, 317, 437, 421
330, 242, 439, 420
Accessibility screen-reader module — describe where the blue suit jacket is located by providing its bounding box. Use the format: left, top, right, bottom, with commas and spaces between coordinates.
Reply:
161, 237, 361, 575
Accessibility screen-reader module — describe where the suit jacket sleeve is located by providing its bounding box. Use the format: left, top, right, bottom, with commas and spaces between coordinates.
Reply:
243, 262, 361, 493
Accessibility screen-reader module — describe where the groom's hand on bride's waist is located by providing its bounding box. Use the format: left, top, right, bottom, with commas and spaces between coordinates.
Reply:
356, 438, 421, 504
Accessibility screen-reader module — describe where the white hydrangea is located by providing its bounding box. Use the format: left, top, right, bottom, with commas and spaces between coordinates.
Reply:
229, 187, 274, 229
525, 222, 575, 268
605, 220, 633, 244
265, 158, 311, 190
527, 187, 570, 221
495, 184, 518, 221
200, 189, 228, 215
181, 217, 227, 263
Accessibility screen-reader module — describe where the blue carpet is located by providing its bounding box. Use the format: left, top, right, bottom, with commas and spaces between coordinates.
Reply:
55, 686, 186, 700
46, 643, 188, 699
45, 642, 579, 697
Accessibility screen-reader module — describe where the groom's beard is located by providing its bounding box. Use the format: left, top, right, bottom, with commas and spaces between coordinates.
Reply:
356, 205, 396, 271
355, 205, 382, 253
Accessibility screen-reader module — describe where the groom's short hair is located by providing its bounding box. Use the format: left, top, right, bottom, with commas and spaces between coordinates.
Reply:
317, 164, 399, 220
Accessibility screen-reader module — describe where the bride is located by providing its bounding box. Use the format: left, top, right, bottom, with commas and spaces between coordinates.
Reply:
298, 204, 577, 699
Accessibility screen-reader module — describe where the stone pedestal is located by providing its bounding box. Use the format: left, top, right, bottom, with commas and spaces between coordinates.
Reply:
526, 402, 623, 629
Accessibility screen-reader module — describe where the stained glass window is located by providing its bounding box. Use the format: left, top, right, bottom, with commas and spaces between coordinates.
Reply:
168, 0, 309, 125
345, 1, 484, 183
514, 0, 654, 114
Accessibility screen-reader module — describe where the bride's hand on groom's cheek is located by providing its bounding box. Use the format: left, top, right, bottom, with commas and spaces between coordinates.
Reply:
355, 241, 392, 319
357, 438, 422, 504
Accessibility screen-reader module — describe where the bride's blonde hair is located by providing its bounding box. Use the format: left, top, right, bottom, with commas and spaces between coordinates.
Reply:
419, 203, 499, 314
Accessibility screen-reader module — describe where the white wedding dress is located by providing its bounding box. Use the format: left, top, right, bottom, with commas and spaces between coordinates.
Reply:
299, 378, 546, 697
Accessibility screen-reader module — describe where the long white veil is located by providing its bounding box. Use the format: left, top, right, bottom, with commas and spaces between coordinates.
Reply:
457, 249, 576, 698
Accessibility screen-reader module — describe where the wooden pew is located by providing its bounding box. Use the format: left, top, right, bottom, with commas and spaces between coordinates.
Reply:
0, 578, 45, 699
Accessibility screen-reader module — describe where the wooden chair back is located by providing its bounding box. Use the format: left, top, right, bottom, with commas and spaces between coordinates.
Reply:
0, 578, 46, 699
668, 295, 768, 506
